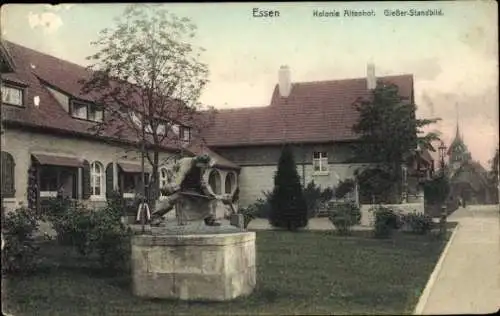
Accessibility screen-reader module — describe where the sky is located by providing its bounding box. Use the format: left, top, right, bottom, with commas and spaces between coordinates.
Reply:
1, 2, 498, 168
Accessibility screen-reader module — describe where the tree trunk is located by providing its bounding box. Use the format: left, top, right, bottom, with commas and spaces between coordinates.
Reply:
148, 150, 160, 212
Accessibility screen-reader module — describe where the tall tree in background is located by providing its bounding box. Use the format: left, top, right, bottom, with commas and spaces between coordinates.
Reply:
80, 4, 214, 207
488, 148, 499, 202
269, 144, 308, 231
352, 82, 440, 203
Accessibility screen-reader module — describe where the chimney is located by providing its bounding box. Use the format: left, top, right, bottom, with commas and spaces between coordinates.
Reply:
367, 62, 376, 90
278, 65, 291, 98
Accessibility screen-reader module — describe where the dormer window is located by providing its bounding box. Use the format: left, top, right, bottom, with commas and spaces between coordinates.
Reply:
1, 84, 24, 107
70, 100, 103, 122
146, 122, 167, 135
180, 126, 191, 143
89, 105, 104, 122
130, 111, 142, 127
172, 124, 180, 135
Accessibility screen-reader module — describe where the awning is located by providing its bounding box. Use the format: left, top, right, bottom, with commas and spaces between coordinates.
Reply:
32, 153, 83, 168
118, 162, 152, 173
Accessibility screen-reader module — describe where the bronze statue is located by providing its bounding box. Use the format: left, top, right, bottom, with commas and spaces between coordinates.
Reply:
151, 154, 234, 227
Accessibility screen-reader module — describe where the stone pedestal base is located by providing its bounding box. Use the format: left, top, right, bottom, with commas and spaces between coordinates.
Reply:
131, 231, 256, 301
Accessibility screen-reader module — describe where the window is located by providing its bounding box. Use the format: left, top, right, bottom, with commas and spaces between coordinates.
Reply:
180, 127, 191, 142
71, 100, 103, 122
130, 112, 142, 128
171, 124, 180, 135
1, 84, 23, 106
90, 161, 104, 197
88, 106, 104, 122
72, 101, 87, 119
225, 172, 236, 194
121, 172, 149, 197
208, 169, 221, 195
40, 167, 59, 192
313, 152, 328, 173
157, 123, 166, 136
39, 166, 78, 199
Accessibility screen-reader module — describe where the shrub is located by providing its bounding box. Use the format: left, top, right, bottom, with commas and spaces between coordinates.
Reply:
269, 145, 308, 231
89, 210, 131, 271
335, 179, 356, 200
106, 189, 126, 219
401, 213, 433, 235
328, 202, 361, 235
44, 197, 89, 247
423, 175, 450, 205
372, 206, 402, 238
253, 192, 272, 218
303, 181, 334, 218
43, 198, 131, 271
356, 168, 398, 204
238, 206, 256, 229
1, 206, 41, 275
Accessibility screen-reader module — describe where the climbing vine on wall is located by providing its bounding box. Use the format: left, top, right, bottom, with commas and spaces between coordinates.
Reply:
27, 166, 38, 212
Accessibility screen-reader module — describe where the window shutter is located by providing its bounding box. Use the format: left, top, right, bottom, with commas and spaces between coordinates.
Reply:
82, 160, 91, 200
1, 151, 16, 198
105, 163, 114, 198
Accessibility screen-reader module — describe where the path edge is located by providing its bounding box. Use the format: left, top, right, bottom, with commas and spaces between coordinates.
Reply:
413, 223, 461, 315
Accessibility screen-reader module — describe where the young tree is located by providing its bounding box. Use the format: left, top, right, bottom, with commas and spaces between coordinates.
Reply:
80, 4, 215, 208
352, 82, 440, 203
269, 144, 308, 231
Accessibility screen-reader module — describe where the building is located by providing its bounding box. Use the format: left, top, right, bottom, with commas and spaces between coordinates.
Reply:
446, 121, 495, 205
201, 65, 423, 207
1, 40, 426, 216
0, 41, 238, 218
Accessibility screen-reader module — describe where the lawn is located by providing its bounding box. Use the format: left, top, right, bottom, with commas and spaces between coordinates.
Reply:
2, 230, 450, 315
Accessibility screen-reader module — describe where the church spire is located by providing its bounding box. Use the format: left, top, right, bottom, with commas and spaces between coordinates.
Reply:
455, 102, 461, 140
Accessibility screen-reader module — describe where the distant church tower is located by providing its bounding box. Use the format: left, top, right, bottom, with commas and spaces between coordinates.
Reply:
447, 103, 471, 169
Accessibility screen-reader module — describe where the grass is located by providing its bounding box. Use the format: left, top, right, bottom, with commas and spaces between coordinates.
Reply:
2, 229, 451, 315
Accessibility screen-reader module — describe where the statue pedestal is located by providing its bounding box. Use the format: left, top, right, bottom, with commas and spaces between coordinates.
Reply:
131, 230, 256, 301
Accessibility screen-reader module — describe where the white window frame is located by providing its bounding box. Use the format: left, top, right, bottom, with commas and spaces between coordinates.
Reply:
88, 106, 104, 122
71, 101, 88, 120
180, 126, 191, 143
157, 123, 166, 136
171, 124, 180, 136
1, 84, 24, 106
313, 151, 329, 175
130, 111, 142, 128
90, 161, 105, 200
145, 121, 167, 136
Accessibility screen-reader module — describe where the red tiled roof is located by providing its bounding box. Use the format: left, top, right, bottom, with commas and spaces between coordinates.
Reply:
186, 140, 240, 170
202, 75, 414, 147
0, 41, 184, 152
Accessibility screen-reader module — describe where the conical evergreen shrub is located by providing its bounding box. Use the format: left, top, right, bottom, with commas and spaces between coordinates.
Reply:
269, 144, 308, 231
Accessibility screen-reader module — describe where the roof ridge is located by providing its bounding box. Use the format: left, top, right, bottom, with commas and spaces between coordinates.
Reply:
216, 105, 269, 112
272, 73, 413, 87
